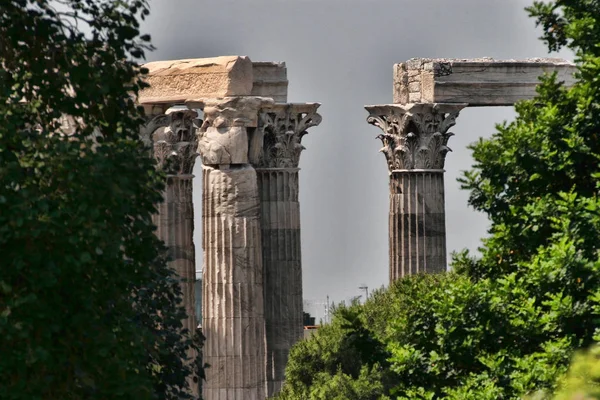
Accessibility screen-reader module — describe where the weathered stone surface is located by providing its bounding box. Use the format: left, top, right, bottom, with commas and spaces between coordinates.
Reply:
252, 62, 288, 103
154, 176, 197, 331
142, 107, 200, 397
257, 170, 303, 397
251, 103, 321, 167
393, 57, 576, 106
366, 103, 466, 280
139, 56, 254, 104
365, 103, 467, 172
192, 97, 274, 165
139, 57, 319, 399
202, 165, 266, 400
251, 103, 322, 397
375, 57, 576, 282
197, 96, 270, 400
389, 171, 447, 280
142, 108, 199, 175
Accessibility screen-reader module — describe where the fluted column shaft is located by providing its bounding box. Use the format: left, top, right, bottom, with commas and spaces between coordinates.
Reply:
254, 104, 321, 397
193, 96, 273, 400
143, 107, 200, 397
366, 103, 466, 282
202, 165, 266, 400
257, 169, 302, 396
154, 175, 197, 334
389, 170, 446, 280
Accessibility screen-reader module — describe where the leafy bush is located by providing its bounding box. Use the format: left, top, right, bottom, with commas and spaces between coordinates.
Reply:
526, 345, 600, 400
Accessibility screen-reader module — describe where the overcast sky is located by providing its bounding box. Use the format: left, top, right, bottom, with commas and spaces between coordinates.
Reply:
142, 0, 572, 316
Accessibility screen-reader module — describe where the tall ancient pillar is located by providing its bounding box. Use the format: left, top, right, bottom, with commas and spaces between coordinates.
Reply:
365, 103, 466, 281
142, 106, 200, 396
251, 103, 322, 397
194, 96, 272, 400
366, 58, 580, 282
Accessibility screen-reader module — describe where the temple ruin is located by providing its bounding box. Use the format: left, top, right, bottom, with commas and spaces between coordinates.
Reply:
139, 56, 321, 399
366, 57, 577, 282
137, 54, 579, 399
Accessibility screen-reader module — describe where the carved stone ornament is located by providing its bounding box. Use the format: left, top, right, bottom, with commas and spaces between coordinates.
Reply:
187, 96, 273, 165
365, 103, 467, 171
54, 114, 102, 143
141, 108, 200, 175
57, 114, 80, 136
252, 103, 322, 169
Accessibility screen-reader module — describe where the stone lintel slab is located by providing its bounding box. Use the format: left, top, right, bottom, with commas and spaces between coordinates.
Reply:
140, 57, 289, 105
393, 57, 577, 106
139, 56, 254, 104
251, 62, 288, 103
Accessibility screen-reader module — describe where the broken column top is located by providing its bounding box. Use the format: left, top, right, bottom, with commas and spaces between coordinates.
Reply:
139, 56, 288, 105
394, 57, 577, 106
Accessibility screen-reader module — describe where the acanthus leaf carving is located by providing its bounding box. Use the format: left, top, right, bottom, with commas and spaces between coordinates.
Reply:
365, 103, 466, 171
141, 108, 199, 175
256, 104, 322, 169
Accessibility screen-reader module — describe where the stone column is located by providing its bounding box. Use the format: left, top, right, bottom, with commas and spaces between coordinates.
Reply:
365, 103, 466, 282
194, 96, 272, 400
142, 106, 200, 396
251, 104, 322, 397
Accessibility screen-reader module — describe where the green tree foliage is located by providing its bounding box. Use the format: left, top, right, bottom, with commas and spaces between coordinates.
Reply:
278, 299, 393, 400
526, 345, 600, 400
0, 1, 200, 399
278, 1, 600, 399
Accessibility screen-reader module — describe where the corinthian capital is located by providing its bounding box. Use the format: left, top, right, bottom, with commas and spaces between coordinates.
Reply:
187, 97, 273, 165
142, 108, 199, 175
365, 103, 467, 172
251, 103, 322, 169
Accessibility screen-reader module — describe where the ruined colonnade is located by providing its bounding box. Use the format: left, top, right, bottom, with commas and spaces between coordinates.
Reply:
137, 55, 578, 399
139, 56, 321, 399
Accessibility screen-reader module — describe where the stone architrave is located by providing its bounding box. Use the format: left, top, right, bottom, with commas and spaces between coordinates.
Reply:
140, 56, 254, 105
251, 62, 288, 103
141, 107, 200, 397
191, 96, 273, 400
252, 103, 322, 397
393, 57, 576, 105
365, 103, 466, 281
139, 56, 289, 106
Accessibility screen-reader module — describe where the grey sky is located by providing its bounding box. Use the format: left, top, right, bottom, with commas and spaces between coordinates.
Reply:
142, 0, 572, 311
